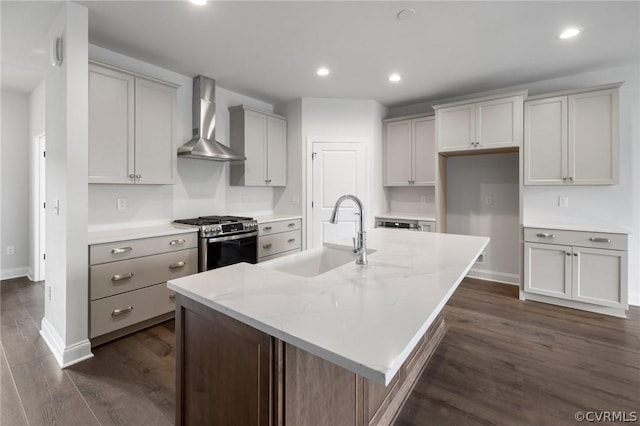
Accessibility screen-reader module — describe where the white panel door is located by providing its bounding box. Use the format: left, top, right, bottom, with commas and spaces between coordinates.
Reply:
266, 115, 287, 186
437, 103, 475, 152
134, 77, 177, 184
524, 96, 567, 185
88, 64, 135, 183
568, 89, 619, 185
524, 242, 572, 300
412, 116, 436, 185
572, 247, 627, 308
311, 142, 366, 249
384, 119, 412, 186
243, 109, 268, 185
476, 95, 522, 149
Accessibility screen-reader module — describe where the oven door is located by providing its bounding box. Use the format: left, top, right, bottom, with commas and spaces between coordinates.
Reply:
201, 231, 258, 271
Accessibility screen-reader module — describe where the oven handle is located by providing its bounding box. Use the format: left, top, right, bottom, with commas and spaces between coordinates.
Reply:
207, 231, 259, 243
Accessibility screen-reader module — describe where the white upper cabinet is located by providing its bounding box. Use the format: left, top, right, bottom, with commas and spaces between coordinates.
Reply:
435, 92, 525, 153
88, 62, 177, 185
524, 85, 619, 185
230, 105, 287, 187
384, 115, 435, 186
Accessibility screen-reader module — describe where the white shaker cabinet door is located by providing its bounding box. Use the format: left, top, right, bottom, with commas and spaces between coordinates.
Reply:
569, 89, 619, 185
243, 109, 268, 185
412, 117, 436, 185
476, 95, 523, 149
437, 103, 476, 152
572, 247, 627, 309
524, 242, 572, 300
134, 77, 177, 184
266, 115, 287, 186
524, 96, 568, 185
384, 119, 412, 186
88, 65, 135, 184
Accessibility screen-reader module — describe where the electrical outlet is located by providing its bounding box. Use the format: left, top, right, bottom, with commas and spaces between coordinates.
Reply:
6, 246, 15, 256
558, 196, 569, 207
117, 198, 127, 210
47, 284, 52, 300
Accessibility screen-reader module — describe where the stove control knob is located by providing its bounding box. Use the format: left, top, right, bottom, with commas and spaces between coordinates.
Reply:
213, 227, 222, 234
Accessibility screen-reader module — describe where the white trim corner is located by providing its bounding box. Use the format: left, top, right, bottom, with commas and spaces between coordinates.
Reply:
40, 317, 93, 368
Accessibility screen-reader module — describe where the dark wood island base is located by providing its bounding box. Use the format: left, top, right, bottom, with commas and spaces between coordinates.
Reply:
175, 294, 446, 426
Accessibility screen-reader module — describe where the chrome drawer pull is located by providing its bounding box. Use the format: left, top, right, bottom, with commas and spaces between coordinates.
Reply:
288, 238, 296, 243
263, 226, 272, 231
111, 247, 133, 254
536, 233, 555, 239
169, 293, 176, 300
169, 261, 186, 269
111, 306, 133, 316
169, 238, 186, 246
111, 272, 134, 281
288, 223, 296, 227
263, 243, 272, 249
589, 237, 611, 243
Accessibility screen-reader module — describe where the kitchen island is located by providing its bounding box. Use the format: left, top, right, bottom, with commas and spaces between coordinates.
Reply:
168, 229, 489, 425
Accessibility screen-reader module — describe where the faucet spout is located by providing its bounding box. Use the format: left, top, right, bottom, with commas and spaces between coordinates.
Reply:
329, 194, 367, 265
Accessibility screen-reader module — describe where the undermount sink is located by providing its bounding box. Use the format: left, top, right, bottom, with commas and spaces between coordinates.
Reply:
259, 246, 376, 278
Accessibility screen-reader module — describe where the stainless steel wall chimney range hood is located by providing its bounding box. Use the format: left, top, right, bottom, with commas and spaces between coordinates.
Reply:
177, 76, 245, 161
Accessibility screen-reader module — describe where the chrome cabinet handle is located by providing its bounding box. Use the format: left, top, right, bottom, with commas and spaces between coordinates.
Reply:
536, 233, 555, 239
566, 252, 571, 256
169, 293, 176, 300
265, 179, 272, 183
287, 223, 296, 227
263, 226, 272, 231
169, 261, 186, 269
569, 176, 574, 182
287, 238, 295, 243
111, 272, 134, 281
573, 253, 578, 257
562, 177, 567, 182
111, 306, 133, 316
129, 173, 135, 179
136, 174, 141, 179
589, 237, 611, 243
169, 238, 186, 246
263, 243, 272, 249
111, 247, 133, 254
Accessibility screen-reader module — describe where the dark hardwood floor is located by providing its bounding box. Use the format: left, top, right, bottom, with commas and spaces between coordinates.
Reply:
1, 276, 638, 425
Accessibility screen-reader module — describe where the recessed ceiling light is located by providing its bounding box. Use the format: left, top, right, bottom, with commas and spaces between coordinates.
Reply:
389, 73, 402, 83
558, 27, 581, 39
190, 0, 207, 5
316, 67, 330, 77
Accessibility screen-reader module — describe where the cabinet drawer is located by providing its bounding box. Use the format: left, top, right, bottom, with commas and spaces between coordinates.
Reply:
259, 219, 301, 236
90, 232, 197, 265
90, 283, 176, 338
524, 228, 627, 251
90, 248, 197, 301
259, 230, 301, 258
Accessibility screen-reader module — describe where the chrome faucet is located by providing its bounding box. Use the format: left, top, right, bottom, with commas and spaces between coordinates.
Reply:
329, 194, 367, 265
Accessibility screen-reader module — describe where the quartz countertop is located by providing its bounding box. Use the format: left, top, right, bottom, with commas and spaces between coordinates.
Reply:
524, 222, 631, 235
88, 224, 197, 245
253, 214, 303, 223
375, 212, 436, 222
167, 229, 489, 385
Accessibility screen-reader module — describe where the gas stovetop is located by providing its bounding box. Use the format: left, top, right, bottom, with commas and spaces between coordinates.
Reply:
173, 215, 258, 237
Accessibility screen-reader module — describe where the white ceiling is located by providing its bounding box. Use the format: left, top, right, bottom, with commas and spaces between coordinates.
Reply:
2, 1, 639, 107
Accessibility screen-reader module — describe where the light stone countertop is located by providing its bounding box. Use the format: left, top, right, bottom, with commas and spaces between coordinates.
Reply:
524, 222, 631, 235
375, 212, 436, 222
253, 213, 303, 223
88, 224, 197, 245
168, 228, 488, 385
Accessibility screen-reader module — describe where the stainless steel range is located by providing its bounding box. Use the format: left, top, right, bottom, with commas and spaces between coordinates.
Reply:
173, 215, 258, 272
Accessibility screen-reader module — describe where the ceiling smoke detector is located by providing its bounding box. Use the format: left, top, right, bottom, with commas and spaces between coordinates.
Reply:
397, 9, 416, 20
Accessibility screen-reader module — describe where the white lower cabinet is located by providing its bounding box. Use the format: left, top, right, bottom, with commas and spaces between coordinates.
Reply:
89, 231, 198, 344
258, 218, 302, 261
523, 227, 628, 316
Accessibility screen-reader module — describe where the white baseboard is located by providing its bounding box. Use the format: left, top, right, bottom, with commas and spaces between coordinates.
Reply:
40, 317, 93, 368
1, 267, 30, 281
629, 290, 640, 307
468, 268, 520, 286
